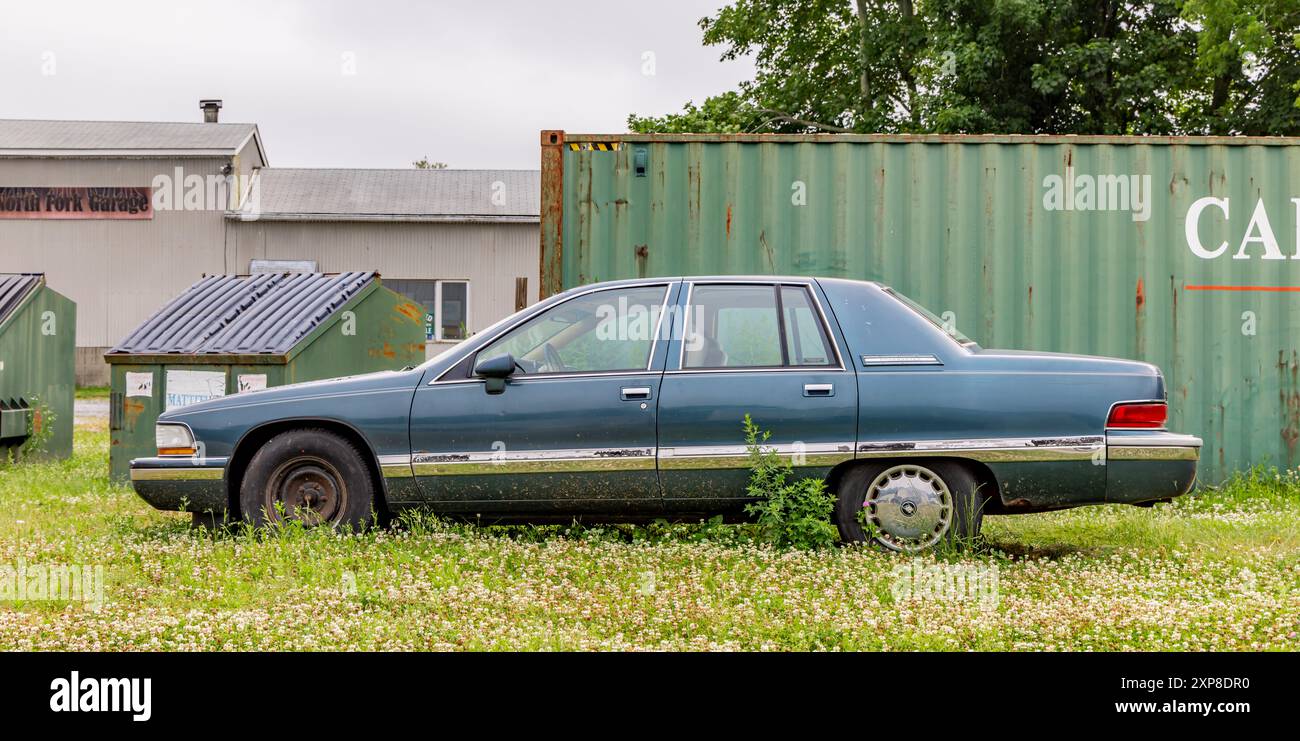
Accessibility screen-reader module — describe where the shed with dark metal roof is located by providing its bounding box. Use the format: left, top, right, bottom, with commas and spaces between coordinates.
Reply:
0, 273, 76, 462
104, 272, 425, 480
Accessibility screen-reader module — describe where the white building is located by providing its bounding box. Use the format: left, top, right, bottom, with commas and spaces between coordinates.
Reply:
0, 102, 539, 385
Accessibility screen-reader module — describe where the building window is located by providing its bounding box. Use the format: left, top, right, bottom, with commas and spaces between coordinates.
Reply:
386, 279, 470, 341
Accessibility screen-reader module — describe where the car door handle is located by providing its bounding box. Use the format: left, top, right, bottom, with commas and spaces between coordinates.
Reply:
803, 383, 834, 397
621, 387, 652, 400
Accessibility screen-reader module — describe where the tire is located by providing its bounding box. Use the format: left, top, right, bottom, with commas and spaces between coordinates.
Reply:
834, 459, 986, 552
239, 428, 376, 530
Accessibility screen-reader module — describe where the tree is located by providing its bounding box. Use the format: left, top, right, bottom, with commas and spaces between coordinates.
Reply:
628, 0, 1300, 136
412, 157, 448, 169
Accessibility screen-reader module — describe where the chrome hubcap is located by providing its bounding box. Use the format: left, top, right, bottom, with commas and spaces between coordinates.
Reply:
862, 464, 952, 552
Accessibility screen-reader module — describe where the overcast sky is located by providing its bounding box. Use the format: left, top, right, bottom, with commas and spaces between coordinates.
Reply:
0, 0, 753, 169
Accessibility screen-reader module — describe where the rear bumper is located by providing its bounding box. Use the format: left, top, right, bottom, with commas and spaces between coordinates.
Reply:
1106, 432, 1201, 504
129, 456, 228, 513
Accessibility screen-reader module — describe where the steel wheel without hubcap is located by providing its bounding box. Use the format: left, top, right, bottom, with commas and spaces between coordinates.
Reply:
862, 463, 953, 553
264, 455, 348, 525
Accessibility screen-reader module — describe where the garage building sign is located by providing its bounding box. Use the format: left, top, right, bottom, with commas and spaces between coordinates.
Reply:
0, 187, 153, 219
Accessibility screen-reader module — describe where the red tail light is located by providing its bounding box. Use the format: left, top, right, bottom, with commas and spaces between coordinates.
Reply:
1107, 402, 1167, 429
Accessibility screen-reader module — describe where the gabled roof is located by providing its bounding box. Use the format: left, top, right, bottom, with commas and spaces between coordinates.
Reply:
228, 168, 539, 223
107, 272, 375, 356
0, 274, 43, 325
0, 119, 265, 161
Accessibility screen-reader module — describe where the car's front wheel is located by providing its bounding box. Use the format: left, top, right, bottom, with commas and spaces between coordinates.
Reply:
834, 460, 986, 552
239, 428, 375, 530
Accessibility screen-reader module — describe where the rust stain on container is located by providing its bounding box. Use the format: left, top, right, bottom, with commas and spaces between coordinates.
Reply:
543, 131, 1300, 482
395, 302, 422, 322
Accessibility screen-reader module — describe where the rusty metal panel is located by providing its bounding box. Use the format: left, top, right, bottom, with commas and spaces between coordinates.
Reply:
541, 132, 1300, 483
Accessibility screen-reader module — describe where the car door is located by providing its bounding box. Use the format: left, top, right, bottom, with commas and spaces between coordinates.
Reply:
408, 281, 678, 515
657, 280, 858, 512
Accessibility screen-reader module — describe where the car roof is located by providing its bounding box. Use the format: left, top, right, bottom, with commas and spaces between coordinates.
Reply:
560, 276, 882, 293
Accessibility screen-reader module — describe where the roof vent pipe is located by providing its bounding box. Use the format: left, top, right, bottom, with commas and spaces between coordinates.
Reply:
199, 99, 222, 123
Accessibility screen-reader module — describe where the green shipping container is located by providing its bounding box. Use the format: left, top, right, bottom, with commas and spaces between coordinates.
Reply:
105, 272, 425, 481
540, 131, 1300, 484
0, 273, 75, 462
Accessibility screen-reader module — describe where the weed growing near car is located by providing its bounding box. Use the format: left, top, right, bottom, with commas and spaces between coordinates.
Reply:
741, 415, 839, 550
0, 417, 1295, 651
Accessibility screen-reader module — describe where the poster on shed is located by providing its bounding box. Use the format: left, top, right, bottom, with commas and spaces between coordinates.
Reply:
164, 370, 227, 411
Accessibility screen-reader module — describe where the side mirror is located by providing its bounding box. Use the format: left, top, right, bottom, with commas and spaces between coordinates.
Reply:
474, 353, 516, 394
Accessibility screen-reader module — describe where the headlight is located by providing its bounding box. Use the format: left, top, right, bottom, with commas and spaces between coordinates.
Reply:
155, 423, 196, 456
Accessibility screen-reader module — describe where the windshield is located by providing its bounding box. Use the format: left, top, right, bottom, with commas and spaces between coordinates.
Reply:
884, 287, 977, 347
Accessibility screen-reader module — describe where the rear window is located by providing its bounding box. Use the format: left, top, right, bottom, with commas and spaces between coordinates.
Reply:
884, 288, 977, 347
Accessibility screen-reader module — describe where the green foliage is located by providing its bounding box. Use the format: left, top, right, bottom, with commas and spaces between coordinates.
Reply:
631, 0, 1300, 136
2, 426, 1297, 649
741, 414, 839, 549
2, 397, 55, 465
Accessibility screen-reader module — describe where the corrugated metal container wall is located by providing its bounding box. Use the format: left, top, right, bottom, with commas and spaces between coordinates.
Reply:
540, 132, 1300, 484
0, 274, 75, 461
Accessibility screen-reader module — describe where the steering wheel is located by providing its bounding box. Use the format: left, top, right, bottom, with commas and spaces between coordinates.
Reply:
542, 342, 566, 373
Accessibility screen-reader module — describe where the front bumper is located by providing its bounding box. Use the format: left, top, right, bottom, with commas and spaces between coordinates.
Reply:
1106, 432, 1201, 504
130, 456, 228, 512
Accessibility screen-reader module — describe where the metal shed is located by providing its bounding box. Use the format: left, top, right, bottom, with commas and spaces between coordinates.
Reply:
540, 130, 1300, 484
104, 271, 425, 480
0, 273, 75, 462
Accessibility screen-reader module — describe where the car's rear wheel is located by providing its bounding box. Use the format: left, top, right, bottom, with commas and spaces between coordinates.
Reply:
239, 428, 375, 530
834, 460, 985, 552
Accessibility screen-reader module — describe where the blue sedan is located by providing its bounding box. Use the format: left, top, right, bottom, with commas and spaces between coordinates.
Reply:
130, 277, 1201, 552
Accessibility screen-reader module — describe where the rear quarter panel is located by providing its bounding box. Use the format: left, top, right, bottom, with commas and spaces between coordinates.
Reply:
819, 278, 1166, 509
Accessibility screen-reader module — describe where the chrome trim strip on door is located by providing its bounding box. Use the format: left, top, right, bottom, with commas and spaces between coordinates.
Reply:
379, 454, 415, 479
659, 442, 856, 471
857, 436, 1103, 463
410, 447, 657, 476
390, 435, 1114, 479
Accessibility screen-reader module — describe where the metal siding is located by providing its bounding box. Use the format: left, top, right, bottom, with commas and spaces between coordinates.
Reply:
226, 220, 539, 336
233, 168, 538, 221
546, 134, 1300, 483
0, 157, 233, 348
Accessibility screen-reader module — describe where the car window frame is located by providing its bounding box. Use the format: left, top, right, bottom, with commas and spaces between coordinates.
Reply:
675, 280, 845, 373
437, 282, 674, 383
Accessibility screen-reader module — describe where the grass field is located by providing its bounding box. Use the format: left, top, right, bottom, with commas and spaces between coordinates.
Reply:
0, 409, 1296, 651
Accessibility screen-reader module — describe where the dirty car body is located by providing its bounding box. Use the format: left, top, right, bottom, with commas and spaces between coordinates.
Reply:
130, 277, 1201, 549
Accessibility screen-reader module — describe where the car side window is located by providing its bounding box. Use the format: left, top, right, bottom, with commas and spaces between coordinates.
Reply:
780, 285, 833, 366
476, 285, 666, 375
683, 284, 835, 369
